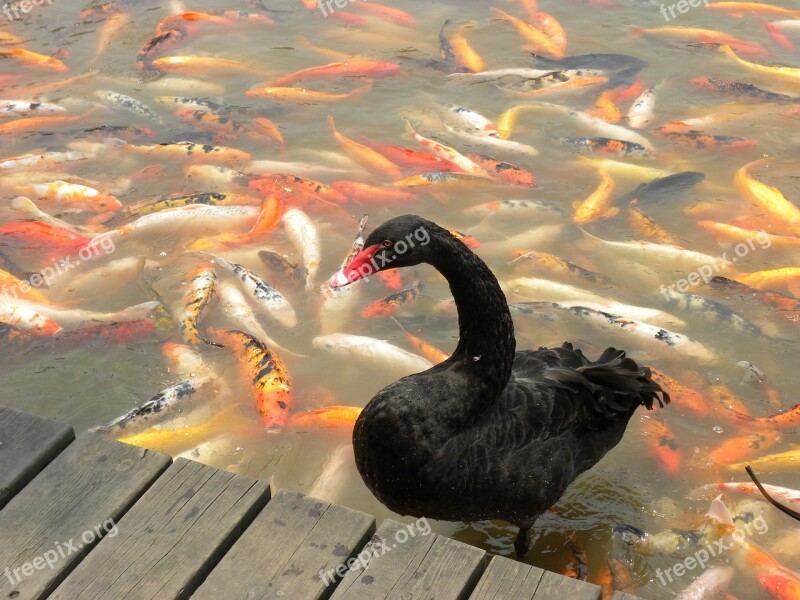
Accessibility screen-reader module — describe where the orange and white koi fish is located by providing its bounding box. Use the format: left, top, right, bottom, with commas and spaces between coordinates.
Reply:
178, 263, 219, 346
573, 167, 617, 224
626, 84, 659, 129
211, 328, 292, 428
328, 116, 401, 180
0, 300, 62, 336
440, 104, 498, 137
0, 151, 89, 170
282, 207, 320, 291
267, 60, 399, 87
187, 195, 282, 251
405, 119, 488, 176
195, 252, 296, 328
443, 125, 540, 157
27, 181, 121, 213
1, 297, 159, 332
692, 482, 800, 507
245, 81, 373, 102
0, 48, 68, 72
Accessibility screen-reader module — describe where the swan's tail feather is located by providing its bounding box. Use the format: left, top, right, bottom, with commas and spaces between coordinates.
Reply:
548, 342, 669, 423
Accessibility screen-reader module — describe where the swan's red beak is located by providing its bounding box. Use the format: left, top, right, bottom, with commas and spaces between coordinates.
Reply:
329, 244, 381, 288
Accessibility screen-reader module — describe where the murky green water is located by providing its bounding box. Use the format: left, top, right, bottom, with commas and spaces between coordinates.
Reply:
1, 0, 799, 597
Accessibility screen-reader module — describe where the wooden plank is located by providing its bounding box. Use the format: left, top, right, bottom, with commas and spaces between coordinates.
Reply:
0, 433, 171, 600
50, 458, 270, 600
194, 489, 375, 600
0, 405, 74, 509
468, 555, 545, 600
331, 518, 486, 600
531, 569, 602, 600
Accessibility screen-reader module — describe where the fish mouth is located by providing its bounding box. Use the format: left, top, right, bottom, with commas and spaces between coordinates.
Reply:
612, 524, 648, 545
329, 244, 380, 289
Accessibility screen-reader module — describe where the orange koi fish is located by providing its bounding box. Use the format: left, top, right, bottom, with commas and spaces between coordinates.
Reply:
531, 12, 567, 54
376, 268, 403, 290
629, 201, 676, 244
709, 431, 781, 465
490, 7, 563, 58
0, 49, 68, 72
328, 116, 402, 180
656, 130, 758, 152
246, 81, 373, 102
587, 90, 622, 123
397, 327, 450, 364
137, 28, 195, 73
735, 159, 800, 235
187, 195, 283, 251
211, 329, 292, 428
156, 11, 235, 34
0, 269, 48, 303
467, 154, 538, 188
0, 112, 94, 135
447, 20, 485, 73
351, 2, 415, 26
706, 2, 800, 18
708, 276, 800, 327
362, 281, 423, 318
248, 174, 347, 204
266, 60, 399, 87
573, 167, 617, 224
0, 221, 91, 262
511, 250, 612, 286
640, 414, 682, 474
288, 405, 362, 429
330, 181, 416, 204
649, 369, 708, 415
362, 140, 459, 172
736, 267, 800, 294
698, 221, 800, 249
719, 45, 800, 85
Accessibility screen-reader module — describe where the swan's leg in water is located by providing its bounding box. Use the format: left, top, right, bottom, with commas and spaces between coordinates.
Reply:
514, 526, 532, 557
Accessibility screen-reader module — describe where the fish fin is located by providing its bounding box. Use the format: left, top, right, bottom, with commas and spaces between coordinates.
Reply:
706, 494, 735, 526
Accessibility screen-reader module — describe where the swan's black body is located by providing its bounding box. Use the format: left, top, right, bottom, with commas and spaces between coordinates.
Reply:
340, 215, 668, 555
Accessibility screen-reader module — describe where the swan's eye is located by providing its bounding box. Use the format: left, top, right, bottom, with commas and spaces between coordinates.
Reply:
382, 240, 392, 248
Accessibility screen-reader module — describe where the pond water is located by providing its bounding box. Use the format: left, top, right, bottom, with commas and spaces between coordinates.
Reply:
1, 0, 799, 597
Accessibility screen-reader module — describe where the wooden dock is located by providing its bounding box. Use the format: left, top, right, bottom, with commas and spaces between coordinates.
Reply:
0, 405, 646, 600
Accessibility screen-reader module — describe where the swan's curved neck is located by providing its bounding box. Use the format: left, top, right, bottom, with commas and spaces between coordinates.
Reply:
429, 230, 516, 401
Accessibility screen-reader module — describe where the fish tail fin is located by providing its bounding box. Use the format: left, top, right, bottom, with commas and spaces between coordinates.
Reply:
707, 494, 736, 526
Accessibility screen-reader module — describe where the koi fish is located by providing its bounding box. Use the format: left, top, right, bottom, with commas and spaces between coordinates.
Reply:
657, 131, 758, 152
0, 49, 68, 72
109, 192, 260, 225
351, 1, 414, 26
587, 90, 621, 123
572, 166, 617, 224
0, 151, 89, 170
178, 263, 219, 346
443, 125, 540, 158
706, 2, 800, 18
736, 267, 800, 293
626, 84, 659, 129
559, 136, 652, 158
510, 250, 611, 286
328, 116, 401, 180
330, 181, 416, 204
313, 333, 433, 378
26, 181, 121, 213
446, 20, 484, 72
629, 201, 676, 244
709, 431, 782, 465
691, 482, 800, 508
490, 7, 564, 58
0, 297, 159, 331
362, 281, 423, 318
649, 368, 708, 415
405, 119, 488, 176
108, 205, 261, 238
211, 328, 292, 428
440, 105, 498, 137
467, 199, 566, 221
125, 141, 251, 163
726, 447, 800, 472
640, 414, 682, 474
266, 60, 399, 86
719, 45, 800, 85
245, 81, 373, 103
282, 207, 321, 291
258, 251, 306, 290
0, 100, 66, 117
661, 289, 764, 337
735, 159, 800, 235
194, 252, 296, 328
689, 77, 800, 103
674, 567, 735, 600
218, 283, 302, 358
288, 406, 363, 429
152, 55, 262, 77
466, 154, 538, 187
698, 221, 800, 249
497, 69, 608, 97
0, 113, 96, 135
248, 174, 347, 204
0, 221, 92, 261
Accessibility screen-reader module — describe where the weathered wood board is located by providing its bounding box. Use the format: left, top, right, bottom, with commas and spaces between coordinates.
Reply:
0, 405, 74, 509
331, 518, 486, 600
50, 457, 270, 600
468, 555, 545, 599
194, 489, 375, 600
0, 434, 171, 599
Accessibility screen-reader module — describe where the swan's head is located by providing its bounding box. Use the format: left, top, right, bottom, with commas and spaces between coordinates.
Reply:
329, 214, 434, 288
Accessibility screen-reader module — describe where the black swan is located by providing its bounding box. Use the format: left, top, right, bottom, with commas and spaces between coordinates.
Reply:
328, 214, 669, 556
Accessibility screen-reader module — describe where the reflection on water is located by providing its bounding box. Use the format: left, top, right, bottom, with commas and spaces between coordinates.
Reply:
1, 0, 799, 597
